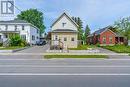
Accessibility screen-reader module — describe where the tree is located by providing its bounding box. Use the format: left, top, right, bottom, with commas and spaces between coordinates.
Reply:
72, 17, 84, 40
17, 9, 45, 36
114, 17, 130, 39
84, 25, 90, 44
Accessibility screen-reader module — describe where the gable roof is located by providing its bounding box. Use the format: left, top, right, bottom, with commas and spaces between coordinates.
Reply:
51, 12, 79, 28
0, 19, 40, 30
52, 29, 77, 33
94, 26, 111, 35
88, 26, 118, 37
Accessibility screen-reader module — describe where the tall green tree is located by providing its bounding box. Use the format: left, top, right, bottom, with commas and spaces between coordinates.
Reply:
84, 25, 90, 44
72, 17, 84, 40
114, 17, 130, 39
17, 9, 45, 36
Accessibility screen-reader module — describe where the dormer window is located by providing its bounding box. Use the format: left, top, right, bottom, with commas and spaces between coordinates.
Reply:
62, 23, 66, 27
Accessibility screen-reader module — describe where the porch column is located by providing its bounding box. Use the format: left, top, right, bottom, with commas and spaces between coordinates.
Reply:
118, 37, 120, 44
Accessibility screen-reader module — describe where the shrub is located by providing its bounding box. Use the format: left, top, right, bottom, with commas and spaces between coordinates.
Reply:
10, 35, 27, 47
0, 43, 3, 46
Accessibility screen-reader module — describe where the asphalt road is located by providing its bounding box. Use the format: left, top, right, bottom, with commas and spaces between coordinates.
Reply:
0, 75, 130, 87
0, 45, 130, 87
0, 58, 129, 87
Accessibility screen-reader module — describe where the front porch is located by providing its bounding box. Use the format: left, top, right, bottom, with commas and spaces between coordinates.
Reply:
0, 32, 19, 42
115, 37, 125, 44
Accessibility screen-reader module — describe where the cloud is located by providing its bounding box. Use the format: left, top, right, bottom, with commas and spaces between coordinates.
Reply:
1, 0, 130, 32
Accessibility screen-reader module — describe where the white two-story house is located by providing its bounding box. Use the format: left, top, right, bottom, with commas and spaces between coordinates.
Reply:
51, 12, 78, 49
0, 20, 40, 45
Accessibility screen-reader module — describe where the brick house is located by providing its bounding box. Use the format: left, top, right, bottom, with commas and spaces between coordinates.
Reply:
87, 26, 125, 46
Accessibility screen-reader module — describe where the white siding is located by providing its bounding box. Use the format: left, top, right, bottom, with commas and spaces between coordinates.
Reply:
52, 15, 77, 31
0, 23, 40, 45
20, 25, 30, 43
29, 26, 40, 44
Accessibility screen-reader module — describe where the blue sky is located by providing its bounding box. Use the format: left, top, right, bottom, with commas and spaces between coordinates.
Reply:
1, 0, 130, 33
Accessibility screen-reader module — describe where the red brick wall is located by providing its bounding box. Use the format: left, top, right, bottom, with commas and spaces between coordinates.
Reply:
100, 30, 116, 45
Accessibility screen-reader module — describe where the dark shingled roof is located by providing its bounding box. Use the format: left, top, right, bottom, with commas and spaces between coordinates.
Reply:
88, 26, 118, 37
0, 19, 29, 24
94, 26, 111, 35
52, 29, 77, 32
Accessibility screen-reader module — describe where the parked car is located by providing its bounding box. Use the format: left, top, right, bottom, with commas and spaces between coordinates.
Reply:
37, 41, 46, 46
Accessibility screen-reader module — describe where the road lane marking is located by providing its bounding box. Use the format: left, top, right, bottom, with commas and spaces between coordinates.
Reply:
0, 59, 130, 61
0, 73, 130, 76
0, 65, 130, 68
0, 58, 44, 61
0, 53, 128, 56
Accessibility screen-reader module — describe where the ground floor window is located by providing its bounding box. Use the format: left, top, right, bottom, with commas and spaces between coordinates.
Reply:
71, 37, 74, 41
21, 35, 26, 41
32, 35, 35, 40
64, 37, 67, 41
0, 35, 1, 39
55, 35, 58, 40
109, 36, 113, 44
103, 36, 106, 44
5, 34, 8, 38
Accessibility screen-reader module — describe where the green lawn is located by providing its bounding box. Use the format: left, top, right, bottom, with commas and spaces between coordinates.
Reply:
69, 45, 96, 50
0, 46, 25, 50
101, 45, 130, 53
44, 55, 108, 59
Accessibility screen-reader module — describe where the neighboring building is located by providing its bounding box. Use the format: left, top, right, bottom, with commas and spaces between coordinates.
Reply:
51, 12, 78, 49
0, 20, 40, 45
88, 26, 125, 46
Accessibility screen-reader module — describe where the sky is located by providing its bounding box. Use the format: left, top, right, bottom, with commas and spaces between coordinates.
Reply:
1, 0, 130, 33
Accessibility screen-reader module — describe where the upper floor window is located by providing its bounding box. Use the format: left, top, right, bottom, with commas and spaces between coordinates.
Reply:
15, 25, 17, 31
37, 29, 39, 34
5, 25, 8, 31
22, 25, 24, 30
62, 23, 66, 27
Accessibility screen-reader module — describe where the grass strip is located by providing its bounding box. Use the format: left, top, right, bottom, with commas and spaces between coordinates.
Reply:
44, 55, 108, 59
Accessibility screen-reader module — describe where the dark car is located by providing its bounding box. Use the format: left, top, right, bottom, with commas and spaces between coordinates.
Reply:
37, 41, 46, 46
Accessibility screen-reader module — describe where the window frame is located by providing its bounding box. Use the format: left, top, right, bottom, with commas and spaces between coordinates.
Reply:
109, 36, 113, 44
102, 36, 106, 44
22, 25, 24, 30
64, 37, 67, 41
62, 22, 67, 27
32, 35, 35, 41
71, 37, 74, 41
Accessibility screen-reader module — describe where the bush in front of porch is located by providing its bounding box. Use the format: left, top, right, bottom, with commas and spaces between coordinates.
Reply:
101, 45, 130, 53
9, 35, 27, 47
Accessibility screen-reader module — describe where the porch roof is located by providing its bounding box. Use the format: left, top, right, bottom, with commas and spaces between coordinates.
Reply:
51, 29, 77, 33
0, 31, 20, 33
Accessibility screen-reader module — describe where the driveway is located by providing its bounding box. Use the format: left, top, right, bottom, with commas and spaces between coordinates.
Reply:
97, 47, 130, 59
17, 44, 49, 53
